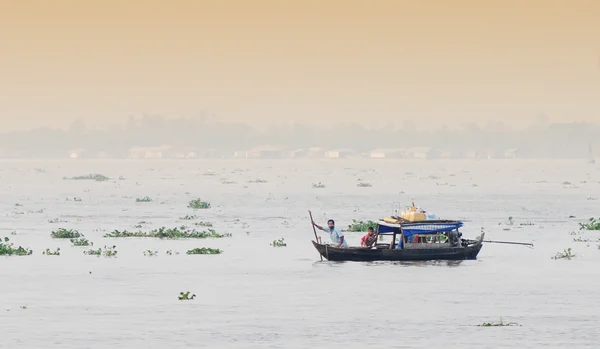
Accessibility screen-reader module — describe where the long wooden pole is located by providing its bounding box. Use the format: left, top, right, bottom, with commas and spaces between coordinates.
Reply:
483, 240, 534, 247
308, 210, 323, 261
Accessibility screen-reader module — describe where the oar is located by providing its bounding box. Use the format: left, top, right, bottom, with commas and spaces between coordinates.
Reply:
308, 210, 323, 261
483, 240, 534, 247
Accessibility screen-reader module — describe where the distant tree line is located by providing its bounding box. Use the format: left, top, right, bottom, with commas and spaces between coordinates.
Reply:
0, 116, 598, 158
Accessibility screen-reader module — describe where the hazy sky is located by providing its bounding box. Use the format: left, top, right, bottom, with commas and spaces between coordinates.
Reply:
1, 0, 599, 131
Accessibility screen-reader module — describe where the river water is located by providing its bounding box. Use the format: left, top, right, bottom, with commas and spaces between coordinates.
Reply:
1, 159, 599, 348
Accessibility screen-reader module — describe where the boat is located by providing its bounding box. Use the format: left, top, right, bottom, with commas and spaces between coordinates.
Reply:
312, 218, 484, 262
588, 142, 596, 164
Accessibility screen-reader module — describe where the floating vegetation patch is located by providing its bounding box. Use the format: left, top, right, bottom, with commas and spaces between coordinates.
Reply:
70, 238, 92, 246
478, 318, 520, 327
579, 218, 600, 231
64, 174, 110, 182
188, 199, 211, 209
573, 237, 595, 243
552, 248, 576, 260
270, 238, 287, 247
186, 247, 222, 255
194, 221, 213, 227
178, 291, 196, 300
312, 182, 326, 188
346, 219, 378, 232
519, 222, 535, 226
103, 226, 229, 239
357, 182, 372, 187
48, 218, 67, 224
180, 215, 197, 220
0, 237, 33, 256
221, 180, 236, 184
51, 228, 82, 239
248, 178, 268, 183
166, 250, 179, 255
42, 248, 60, 256
143, 250, 158, 257
136, 196, 153, 202
84, 245, 118, 257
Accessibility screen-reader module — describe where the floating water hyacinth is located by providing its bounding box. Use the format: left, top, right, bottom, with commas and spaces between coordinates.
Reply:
70, 238, 92, 246
64, 174, 110, 182
346, 219, 378, 232
84, 245, 118, 257
552, 248, 576, 260
270, 238, 287, 247
136, 196, 153, 202
103, 226, 230, 239
51, 228, 82, 239
188, 199, 211, 209
478, 318, 520, 327
186, 247, 222, 255
579, 218, 600, 231
178, 291, 196, 300
0, 237, 33, 256
42, 248, 60, 256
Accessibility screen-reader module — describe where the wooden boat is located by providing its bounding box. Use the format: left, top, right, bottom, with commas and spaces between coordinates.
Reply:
312, 219, 484, 262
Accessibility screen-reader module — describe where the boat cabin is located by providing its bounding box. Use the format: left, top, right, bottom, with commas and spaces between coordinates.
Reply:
373, 220, 464, 249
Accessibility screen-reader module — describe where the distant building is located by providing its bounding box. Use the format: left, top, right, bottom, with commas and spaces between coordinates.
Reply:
325, 149, 357, 159
128, 145, 171, 159
68, 149, 86, 159
504, 148, 519, 159
369, 148, 407, 159
245, 146, 288, 159
406, 147, 434, 159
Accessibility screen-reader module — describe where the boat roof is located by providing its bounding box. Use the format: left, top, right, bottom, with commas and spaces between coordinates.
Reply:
377, 220, 464, 237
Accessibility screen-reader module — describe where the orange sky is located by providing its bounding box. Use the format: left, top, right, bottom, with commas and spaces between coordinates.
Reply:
0, 0, 599, 131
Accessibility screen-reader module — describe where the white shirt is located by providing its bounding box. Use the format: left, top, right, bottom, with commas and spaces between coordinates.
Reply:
325, 226, 348, 247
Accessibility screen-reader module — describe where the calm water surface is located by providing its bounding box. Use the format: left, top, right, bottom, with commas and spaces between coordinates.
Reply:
1, 159, 600, 348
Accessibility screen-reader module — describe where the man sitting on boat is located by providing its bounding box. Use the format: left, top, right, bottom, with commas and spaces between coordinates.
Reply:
312, 219, 348, 248
360, 227, 377, 247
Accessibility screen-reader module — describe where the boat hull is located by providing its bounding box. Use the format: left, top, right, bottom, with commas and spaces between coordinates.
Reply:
312, 236, 483, 262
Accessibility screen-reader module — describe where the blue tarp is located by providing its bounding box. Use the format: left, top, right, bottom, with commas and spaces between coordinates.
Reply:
378, 221, 463, 238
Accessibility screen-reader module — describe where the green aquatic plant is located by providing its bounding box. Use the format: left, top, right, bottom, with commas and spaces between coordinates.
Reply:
186, 247, 222, 255
70, 238, 92, 246
270, 238, 287, 247
573, 237, 594, 243
346, 219, 378, 232
188, 199, 211, 209
478, 318, 520, 327
248, 178, 268, 183
136, 196, 153, 203
194, 221, 213, 227
51, 228, 82, 239
579, 218, 600, 231
0, 237, 33, 256
178, 291, 196, 300
84, 245, 118, 257
180, 215, 197, 220
312, 182, 326, 188
64, 174, 110, 182
552, 248, 576, 260
48, 218, 67, 224
42, 248, 61, 256
143, 250, 158, 256
103, 226, 230, 239
357, 182, 372, 187
166, 250, 179, 255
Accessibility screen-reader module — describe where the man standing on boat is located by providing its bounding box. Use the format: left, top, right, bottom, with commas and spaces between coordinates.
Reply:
312, 219, 348, 248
